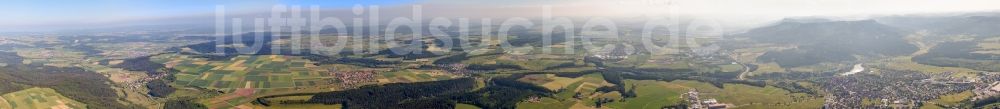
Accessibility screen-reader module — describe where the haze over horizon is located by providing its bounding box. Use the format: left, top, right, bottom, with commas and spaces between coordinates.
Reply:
3, 0, 1000, 32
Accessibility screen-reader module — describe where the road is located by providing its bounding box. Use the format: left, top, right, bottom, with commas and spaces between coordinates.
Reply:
737, 63, 750, 80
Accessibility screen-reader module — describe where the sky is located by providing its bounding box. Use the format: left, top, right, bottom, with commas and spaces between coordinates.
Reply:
2, 0, 1000, 32
0, 0, 412, 31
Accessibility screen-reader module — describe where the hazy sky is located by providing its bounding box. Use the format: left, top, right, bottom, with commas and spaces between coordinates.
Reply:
2, 0, 999, 32
0, 0, 409, 31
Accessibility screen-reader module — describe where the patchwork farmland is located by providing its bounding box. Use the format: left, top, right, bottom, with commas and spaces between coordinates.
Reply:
0, 88, 87, 109
516, 73, 619, 109
153, 55, 338, 91
151, 54, 465, 109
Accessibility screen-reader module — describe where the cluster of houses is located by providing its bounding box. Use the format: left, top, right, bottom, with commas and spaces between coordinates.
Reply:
684, 89, 729, 109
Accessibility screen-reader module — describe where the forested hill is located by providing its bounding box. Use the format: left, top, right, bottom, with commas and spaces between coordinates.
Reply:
913, 41, 1000, 72
878, 13, 1000, 38
742, 20, 918, 67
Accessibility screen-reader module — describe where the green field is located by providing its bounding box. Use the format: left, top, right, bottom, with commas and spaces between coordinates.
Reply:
603, 80, 685, 109
0, 88, 87, 109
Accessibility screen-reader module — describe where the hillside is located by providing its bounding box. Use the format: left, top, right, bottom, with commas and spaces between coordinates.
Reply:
742, 20, 918, 67
879, 13, 1000, 38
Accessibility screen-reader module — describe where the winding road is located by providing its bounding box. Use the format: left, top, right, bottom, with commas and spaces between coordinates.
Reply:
737, 63, 750, 80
